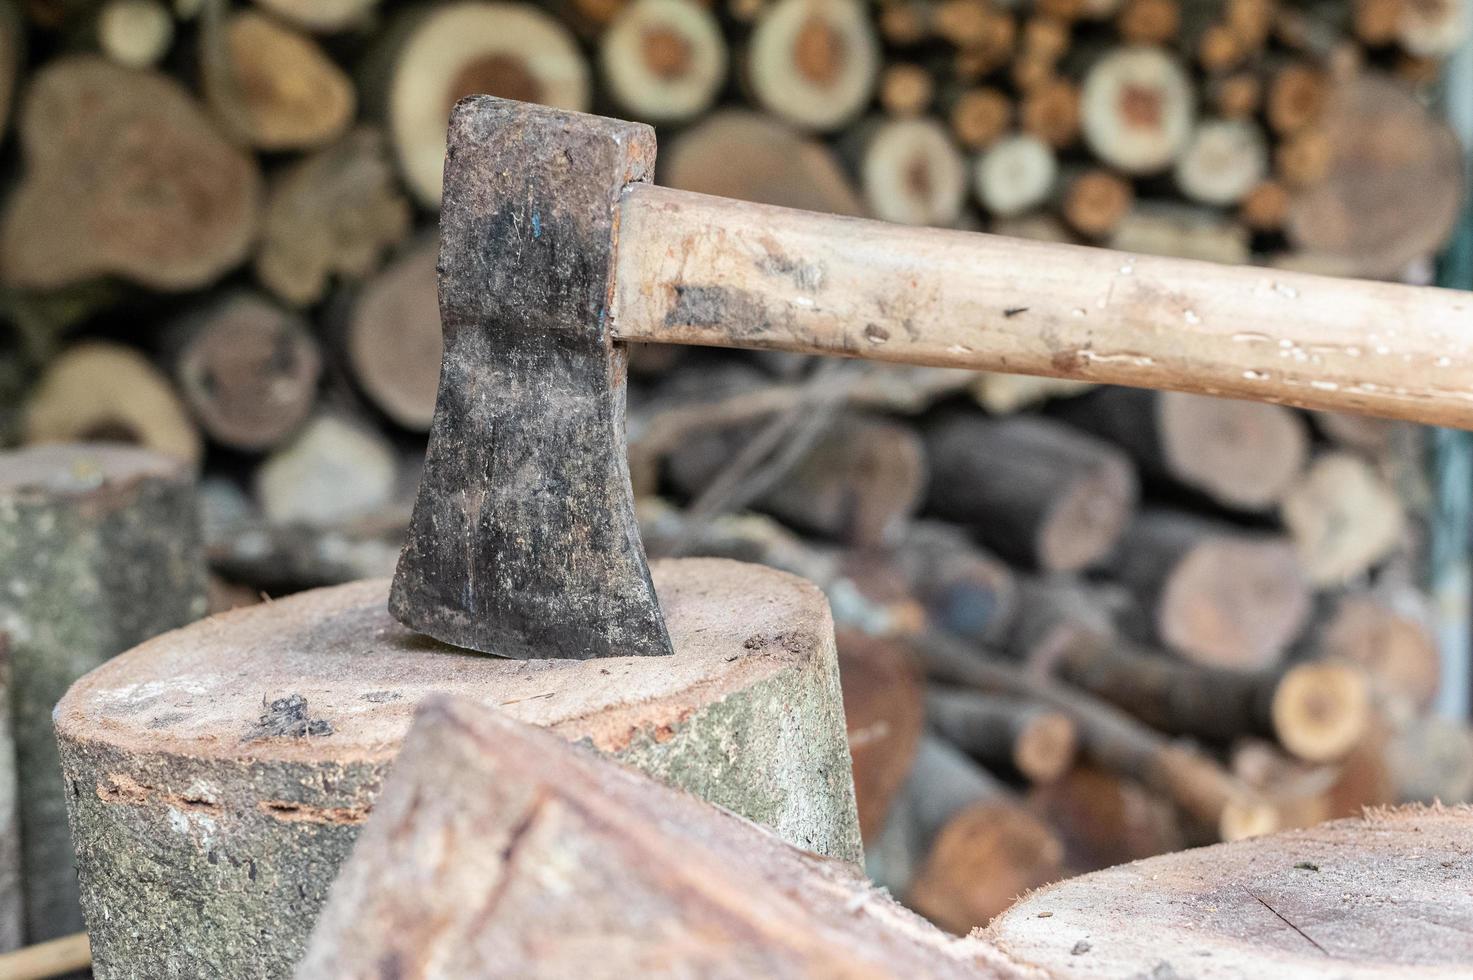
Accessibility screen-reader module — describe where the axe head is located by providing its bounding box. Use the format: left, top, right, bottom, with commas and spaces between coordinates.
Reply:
389, 97, 673, 660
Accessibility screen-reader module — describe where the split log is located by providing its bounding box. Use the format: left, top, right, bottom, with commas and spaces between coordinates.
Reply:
925, 414, 1137, 572
928, 688, 1078, 784
969, 373, 1095, 414
97, 0, 173, 67
1281, 452, 1406, 586
946, 86, 1012, 150
902, 737, 1066, 934
0, 638, 18, 952
1174, 117, 1269, 205
1106, 201, 1251, 262
0, 56, 260, 291
170, 293, 322, 453
254, 0, 378, 32
295, 697, 1023, 980
1287, 74, 1462, 278
201, 8, 354, 150
667, 412, 927, 547
369, 2, 590, 207
1027, 768, 1184, 872
1020, 77, 1081, 148
24, 341, 203, 467
973, 133, 1058, 217
745, 0, 878, 131
856, 117, 968, 226
1080, 45, 1196, 174
837, 630, 924, 843
1111, 511, 1311, 671
988, 806, 1473, 976
1118, 0, 1180, 43
255, 413, 401, 528
1059, 167, 1134, 238
921, 633, 1278, 841
255, 127, 413, 308
1055, 636, 1370, 763
600, 0, 727, 122
59, 563, 863, 977
878, 62, 933, 116
345, 236, 442, 431
0, 444, 206, 944
661, 109, 864, 215
888, 521, 1018, 646
1056, 388, 1309, 512
1315, 587, 1439, 711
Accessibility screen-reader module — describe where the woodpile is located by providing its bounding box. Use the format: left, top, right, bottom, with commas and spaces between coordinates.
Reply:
0, 0, 1465, 956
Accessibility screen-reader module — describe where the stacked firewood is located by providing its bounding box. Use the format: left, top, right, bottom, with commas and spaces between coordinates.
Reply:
0, 0, 1466, 942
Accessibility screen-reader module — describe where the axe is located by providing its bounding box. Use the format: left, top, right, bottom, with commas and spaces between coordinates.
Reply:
392, 96, 1472, 661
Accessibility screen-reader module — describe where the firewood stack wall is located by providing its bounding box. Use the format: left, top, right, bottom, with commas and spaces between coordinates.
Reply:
0, 0, 1467, 941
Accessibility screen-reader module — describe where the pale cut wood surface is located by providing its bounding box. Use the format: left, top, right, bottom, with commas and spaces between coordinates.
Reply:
989, 805, 1473, 978
614, 183, 1473, 428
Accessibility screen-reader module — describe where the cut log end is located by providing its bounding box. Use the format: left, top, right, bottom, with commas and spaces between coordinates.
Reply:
1281, 453, 1406, 587
861, 117, 968, 227
975, 134, 1058, 218
747, 0, 878, 131
1080, 46, 1195, 175
1271, 662, 1371, 764
1013, 710, 1078, 783
347, 237, 442, 431
1318, 591, 1440, 711
1061, 169, 1134, 238
1156, 391, 1310, 511
601, 0, 727, 122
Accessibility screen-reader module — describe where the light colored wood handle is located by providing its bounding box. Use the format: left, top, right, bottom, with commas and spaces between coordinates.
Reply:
613, 183, 1473, 428
0, 932, 92, 980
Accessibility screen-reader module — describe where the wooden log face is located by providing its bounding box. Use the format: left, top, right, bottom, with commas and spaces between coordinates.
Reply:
601, 0, 728, 121
58, 561, 862, 978
747, 0, 878, 131
1080, 46, 1195, 174
989, 806, 1473, 976
346, 236, 441, 430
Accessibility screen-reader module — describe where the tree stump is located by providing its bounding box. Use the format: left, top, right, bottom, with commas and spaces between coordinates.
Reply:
57, 559, 861, 979
989, 805, 1473, 977
0, 444, 207, 944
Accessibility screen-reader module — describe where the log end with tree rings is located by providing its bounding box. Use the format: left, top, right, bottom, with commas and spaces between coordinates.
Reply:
1286, 74, 1463, 278
25, 341, 203, 467
1173, 118, 1269, 206
1081, 45, 1195, 175
1155, 391, 1310, 512
1061, 168, 1134, 238
1280, 452, 1406, 587
1271, 662, 1372, 764
1318, 589, 1441, 712
989, 806, 1473, 976
601, 0, 728, 123
347, 236, 442, 431
388, 2, 591, 207
948, 86, 1012, 151
747, 0, 878, 132
974, 133, 1058, 218
861, 117, 968, 226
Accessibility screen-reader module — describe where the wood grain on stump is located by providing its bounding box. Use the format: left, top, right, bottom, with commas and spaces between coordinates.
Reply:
296, 697, 1029, 980
0, 444, 207, 945
57, 560, 861, 978
989, 805, 1473, 978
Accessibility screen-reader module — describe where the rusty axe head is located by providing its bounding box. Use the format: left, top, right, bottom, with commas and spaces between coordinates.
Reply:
389, 97, 671, 660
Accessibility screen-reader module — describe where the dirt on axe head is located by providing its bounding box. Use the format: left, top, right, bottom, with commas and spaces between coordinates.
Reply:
388, 97, 671, 660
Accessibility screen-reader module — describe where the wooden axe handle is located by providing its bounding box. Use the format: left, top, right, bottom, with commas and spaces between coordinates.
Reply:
614, 184, 1473, 428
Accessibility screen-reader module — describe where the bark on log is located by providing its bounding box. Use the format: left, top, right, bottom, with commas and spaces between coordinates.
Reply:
973, 133, 1058, 217
1080, 45, 1195, 174
368, 1, 590, 207
661, 109, 865, 215
837, 629, 924, 843
59, 561, 863, 978
902, 736, 1066, 935
0, 56, 260, 291
928, 688, 1079, 784
926, 414, 1137, 572
345, 235, 442, 431
1286, 74, 1462, 277
988, 805, 1473, 977
856, 116, 968, 226
295, 696, 1027, 980
600, 0, 727, 122
171, 293, 322, 453
668, 412, 928, 547
255, 127, 413, 308
0, 444, 207, 944
1005, 575, 1122, 669
1111, 511, 1311, 670
745, 0, 878, 131
200, 9, 354, 150
1281, 452, 1407, 586
1027, 767, 1184, 872
25, 341, 203, 467
888, 521, 1018, 646
1057, 387, 1309, 512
